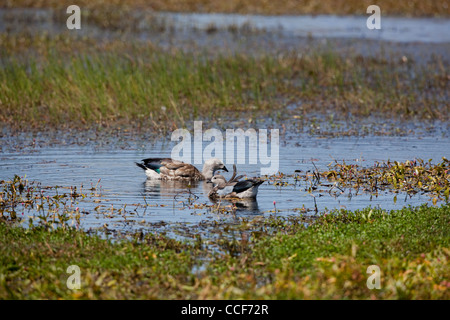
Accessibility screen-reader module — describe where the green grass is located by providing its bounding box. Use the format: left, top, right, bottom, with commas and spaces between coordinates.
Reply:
204, 204, 449, 299
1, 204, 448, 299
261, 208, 446, 272
0, 35, 280, 130
0, 225, 197, 299
1, 33, 448, 131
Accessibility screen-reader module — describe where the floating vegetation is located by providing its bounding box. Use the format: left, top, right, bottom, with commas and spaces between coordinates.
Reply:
0, 175, 151, 230
0, 175, 94, 228
322, 157, 450, 202
264, 158, 450, 207
0, 175, 263, 233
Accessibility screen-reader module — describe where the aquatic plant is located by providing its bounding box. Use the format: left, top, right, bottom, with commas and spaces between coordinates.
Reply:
322, 157, 450, 202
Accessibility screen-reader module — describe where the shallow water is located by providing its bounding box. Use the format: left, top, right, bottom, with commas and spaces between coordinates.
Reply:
159, 12, 450, 43
1, 131, 449, 236
2, 9, 449, 43
3, 8, 449, 67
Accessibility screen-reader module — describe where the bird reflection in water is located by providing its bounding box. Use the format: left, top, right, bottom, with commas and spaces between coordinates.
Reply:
143, 179, 200, 199
209, 197, 260, 215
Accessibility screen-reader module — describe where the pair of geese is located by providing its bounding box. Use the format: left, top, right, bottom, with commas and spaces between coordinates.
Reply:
136, 157, 264, 199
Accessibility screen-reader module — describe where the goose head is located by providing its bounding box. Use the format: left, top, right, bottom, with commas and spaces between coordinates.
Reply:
202, 158, 228, 180
210, 175, 228, 187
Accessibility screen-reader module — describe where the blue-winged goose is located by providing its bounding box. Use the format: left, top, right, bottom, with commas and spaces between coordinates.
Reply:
136, 158, 228, 181
208, 174, 264, 199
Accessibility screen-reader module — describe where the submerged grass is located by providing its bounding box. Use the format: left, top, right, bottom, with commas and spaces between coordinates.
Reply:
1, 33, 448, 131
1, 203, 448, 299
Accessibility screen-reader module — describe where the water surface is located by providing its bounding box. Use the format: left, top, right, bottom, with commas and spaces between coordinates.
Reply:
1, 132, 448, 236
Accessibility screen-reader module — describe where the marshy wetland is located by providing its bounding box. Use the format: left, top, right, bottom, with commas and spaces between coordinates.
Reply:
0, 2, 449, 300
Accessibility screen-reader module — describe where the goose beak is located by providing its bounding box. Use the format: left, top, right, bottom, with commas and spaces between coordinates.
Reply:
206, 180, 212, 184
222, 166, 229, 172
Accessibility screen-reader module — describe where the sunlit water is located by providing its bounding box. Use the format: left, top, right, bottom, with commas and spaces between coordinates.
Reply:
1, 132, 449, 235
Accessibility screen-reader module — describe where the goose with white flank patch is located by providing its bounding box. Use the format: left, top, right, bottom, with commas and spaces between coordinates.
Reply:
136, 158, 228, 181
208, 174, 264, 199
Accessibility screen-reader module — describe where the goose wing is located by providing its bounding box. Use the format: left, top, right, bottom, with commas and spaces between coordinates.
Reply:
142, 158, 191, 171
141, 158, 173, 171
232, 180, 254, 193
170, 165, 200, 178
233, 179, 264, 193
161, 159, 189, 170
